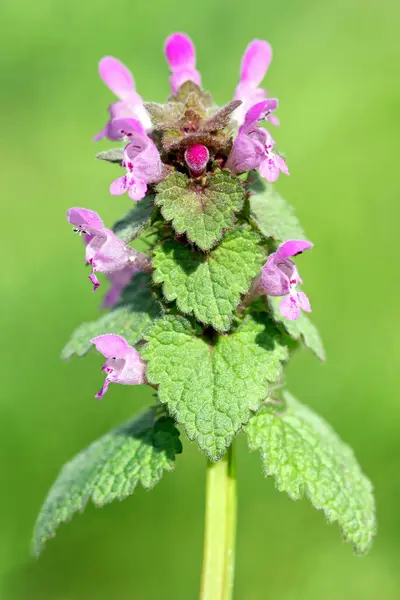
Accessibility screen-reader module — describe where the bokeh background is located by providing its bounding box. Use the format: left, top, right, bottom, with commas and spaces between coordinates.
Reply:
1, 0, 399, 598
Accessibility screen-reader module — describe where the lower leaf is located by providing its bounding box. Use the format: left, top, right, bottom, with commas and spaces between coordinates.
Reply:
32, 408, 182, 556
246, 391, 376, 554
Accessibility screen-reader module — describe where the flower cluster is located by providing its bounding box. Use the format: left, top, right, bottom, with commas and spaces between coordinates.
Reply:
66, 32, 314, 398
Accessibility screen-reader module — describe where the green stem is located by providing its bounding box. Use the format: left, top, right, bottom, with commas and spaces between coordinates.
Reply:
200, 442, 237, 600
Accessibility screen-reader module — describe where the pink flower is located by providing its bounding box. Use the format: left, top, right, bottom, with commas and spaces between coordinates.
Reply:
233, 40, 279, 127
102, 265, 139, 308
67, 208, 137, 291
164, 33, 201, 94
110, 123, 165, 201
94, 56, 151, 141
260, 240, 313, 320
91, 334, 146, 399
225, 100, 287, 182
258, 130, 289, 183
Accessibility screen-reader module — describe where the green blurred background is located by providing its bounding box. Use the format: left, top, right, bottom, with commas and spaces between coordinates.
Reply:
1, 0, 399, 598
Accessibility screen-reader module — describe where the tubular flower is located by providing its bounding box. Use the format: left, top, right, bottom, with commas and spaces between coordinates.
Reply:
94, 56, 151, 141
67, 208, 141, 291
102, 266, 139, 308
109, 119, 165, 201
164, 33, 201, 94
260, 240, 313, 320
226, 100, 287, 182
233, 40, 279, 127
91, 334, 146, 399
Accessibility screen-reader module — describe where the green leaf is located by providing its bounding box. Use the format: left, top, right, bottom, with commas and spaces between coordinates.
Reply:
32, 408, 182, 556
246, 391, 376, 554
96, 148, 124, 163
112, 194, 155, 243
141, 314, 288, 460
153, 225, 264, 332
268, 296, 326, 361
62, 273, 161, 359
155, 170, 246, 250
249, 173, 307, 242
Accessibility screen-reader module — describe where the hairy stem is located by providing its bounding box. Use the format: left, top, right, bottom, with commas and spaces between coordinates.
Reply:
200, 442, 237, 600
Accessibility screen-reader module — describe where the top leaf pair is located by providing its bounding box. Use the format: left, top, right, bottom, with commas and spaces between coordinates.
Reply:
93, 34, 288, 251
68, 32, 314, 325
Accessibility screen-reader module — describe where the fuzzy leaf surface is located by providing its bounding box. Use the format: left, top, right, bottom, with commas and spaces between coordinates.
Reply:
96, 148, 124, 163
112, 194, 155, 243
62, 273, 161, 359
246, 391, 376, 554
169, 81, 213, 108
153, 226, 264, 331
141, 314, 288, 460
155, 170, 245, 250
32, 409, 182, 556
249, 174, 306, 241
268, 297, 326, 361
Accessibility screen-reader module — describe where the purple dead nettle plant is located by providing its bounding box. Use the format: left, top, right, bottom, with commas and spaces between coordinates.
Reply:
33, 32, 376, 599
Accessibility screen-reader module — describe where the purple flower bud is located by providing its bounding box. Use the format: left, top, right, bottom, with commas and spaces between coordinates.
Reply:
184, 144, 209, 176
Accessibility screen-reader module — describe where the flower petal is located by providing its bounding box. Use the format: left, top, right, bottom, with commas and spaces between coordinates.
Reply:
67, 208, 104, 232
244, 99, 278, 126
98, 56, 135, 100
125, 136, 164, 183
103, 265, 138, 307
95, 376, 111, 400
91, 230, 133, 272
111, 117, 145, 138
110, 175, 128, 196
259, 157, 279, 182
128, 179, 147, 201
276, 240, 313, 260
164, 32, 196, 70
279, 295, 301, 320
268, 114, 280, 127
260, 259, 290, 296
91, 334, 131, 358
275, 154, 290, 176
297, 291, 312, 313
240, 40, 272, 87
225, 131, 265, 173
88, 271, 101, 291
120, 350, 147, 385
